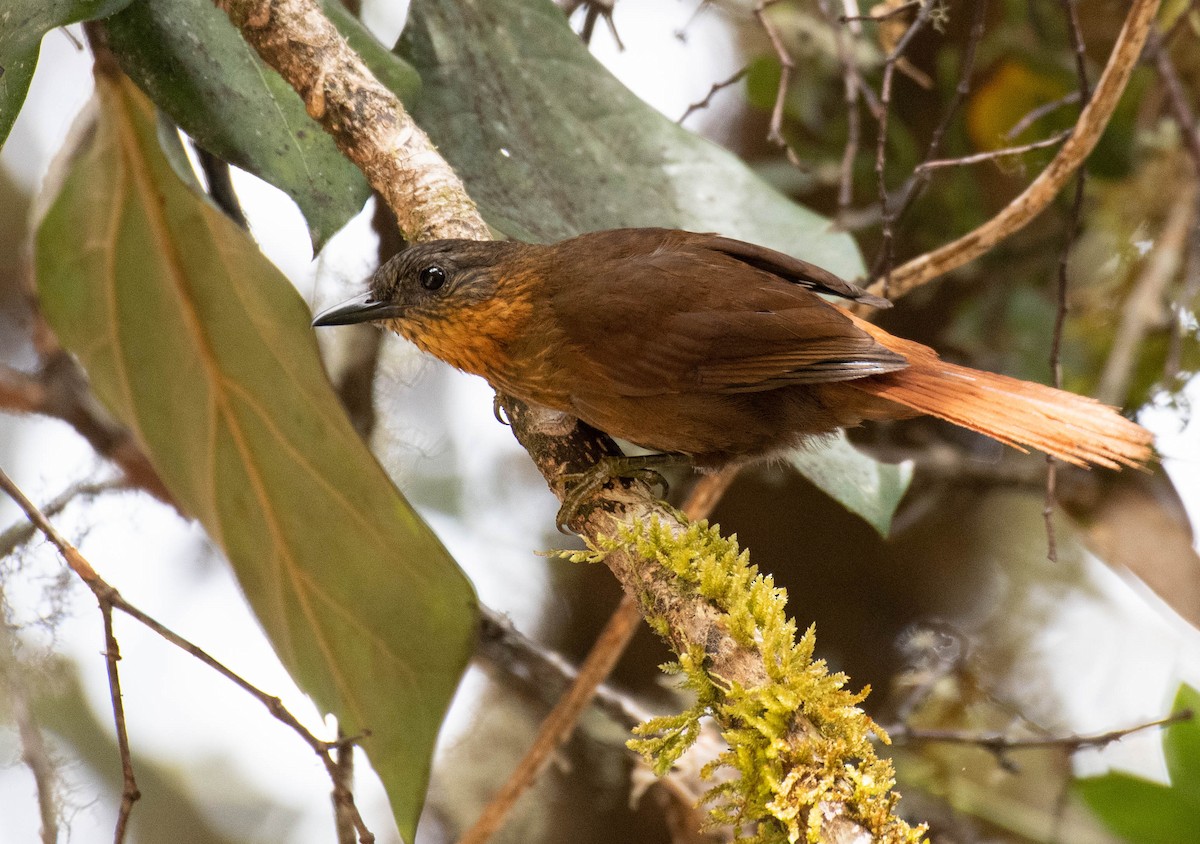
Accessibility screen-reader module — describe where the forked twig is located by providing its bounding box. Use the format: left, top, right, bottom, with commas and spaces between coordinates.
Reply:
914, 131, 1071, 174
888, 0, 988, 225
820, 0, 866, 214
866, 0, 1162, 300
754, 0, 795, 152
1151, 29, 1200, 171
0, 467, 377, 844
678, 67, 749, 124
1004, 91, 1082, 141
871, 0, 937, 290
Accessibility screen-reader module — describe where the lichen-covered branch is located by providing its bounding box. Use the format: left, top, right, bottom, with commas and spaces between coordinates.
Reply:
505, 402, 921, 842
562, 519, 923, 843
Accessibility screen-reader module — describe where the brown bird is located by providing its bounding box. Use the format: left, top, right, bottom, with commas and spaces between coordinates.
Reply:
313, 228, 1153, 475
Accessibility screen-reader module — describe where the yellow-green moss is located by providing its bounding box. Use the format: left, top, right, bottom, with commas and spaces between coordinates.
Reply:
563, 517, 925, 843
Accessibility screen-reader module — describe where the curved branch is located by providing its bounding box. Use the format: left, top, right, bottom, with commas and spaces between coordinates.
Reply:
874, 0, 1161, 299
214, 0, 487, 242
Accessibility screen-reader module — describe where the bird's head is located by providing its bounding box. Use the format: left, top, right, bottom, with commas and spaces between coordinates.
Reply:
313, 239, 529, 328
312, 239, 536, 377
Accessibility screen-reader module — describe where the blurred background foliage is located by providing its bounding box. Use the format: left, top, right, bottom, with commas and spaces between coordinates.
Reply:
1, 0, 1199, 842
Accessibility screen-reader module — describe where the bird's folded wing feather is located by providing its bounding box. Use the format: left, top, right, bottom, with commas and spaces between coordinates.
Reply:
699, 233, 893, 308
550, 243, 907, 396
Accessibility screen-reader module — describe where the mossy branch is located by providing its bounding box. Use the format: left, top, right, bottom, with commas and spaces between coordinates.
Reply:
563, 518, 925, 844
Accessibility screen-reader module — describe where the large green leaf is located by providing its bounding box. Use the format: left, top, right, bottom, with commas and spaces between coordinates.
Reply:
789, 433, 913, 537
1076, 684, 1200, 844
33, 72, 476, 841
1076, 772, 1199, 843
104, 0, 420, 249
0, 0, 132, 149
399, 0, 861, 278
399, 0, 910, 523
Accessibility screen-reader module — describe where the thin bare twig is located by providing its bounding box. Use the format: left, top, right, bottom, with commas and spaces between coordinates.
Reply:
920, 0, 986, 160
100, 603, 138, 843
573, 0, 624, 49
678, 67, 749, 124
457, 468, 740, 844
889, 0, 988, 223
1003, 91, 1082, 142
0, 466, 377, 844
754, 0, 795, 151
865, 0, 1162, 300
1045, 0, 1093, 564
819, 0, 865, 214
458, 596, 643, 844
476, 607, 642, 729
841, 0, 864, 34
871, 0, 937, 291
1151, 29, 1200, 172
195, 147, 249, 230
914, 131, 1071, 174
678, 466, 739, 520
333, 738, 358, 844
888, 708, 1193, 753
0, 478, 128, 560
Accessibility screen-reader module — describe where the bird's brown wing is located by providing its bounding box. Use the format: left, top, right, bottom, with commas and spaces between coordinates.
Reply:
697, 233, 893, 308
547, 234, 907, 396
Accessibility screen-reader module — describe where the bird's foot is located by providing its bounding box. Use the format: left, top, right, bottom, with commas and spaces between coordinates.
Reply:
555, 453, 684, 533
492, 393, 510, 426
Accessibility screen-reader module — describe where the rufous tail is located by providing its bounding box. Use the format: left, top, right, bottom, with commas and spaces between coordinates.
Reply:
845, 314, 1154, 469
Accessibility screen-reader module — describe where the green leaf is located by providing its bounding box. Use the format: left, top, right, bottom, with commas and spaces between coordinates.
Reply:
104, 0, 420, 249
1076, 772, 1199, 844
1164, 684, 1200, 798
34, 72, 476, 842
399, 0, 862, 278
788, 432, 913, 537
0, 0, 133, 149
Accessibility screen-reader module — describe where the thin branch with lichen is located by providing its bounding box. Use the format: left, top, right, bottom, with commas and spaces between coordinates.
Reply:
562, 519, 924, 844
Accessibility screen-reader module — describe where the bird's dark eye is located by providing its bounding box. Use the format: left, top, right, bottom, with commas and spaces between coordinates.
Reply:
418, 265, 447, 291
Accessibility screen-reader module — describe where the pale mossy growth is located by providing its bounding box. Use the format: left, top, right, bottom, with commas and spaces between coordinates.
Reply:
561, 518, 925, 844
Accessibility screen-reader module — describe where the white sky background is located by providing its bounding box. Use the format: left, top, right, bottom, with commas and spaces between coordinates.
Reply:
1, 2, 1199, 842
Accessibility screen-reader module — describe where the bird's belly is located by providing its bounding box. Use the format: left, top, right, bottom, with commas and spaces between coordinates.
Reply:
565, 387, 863, 466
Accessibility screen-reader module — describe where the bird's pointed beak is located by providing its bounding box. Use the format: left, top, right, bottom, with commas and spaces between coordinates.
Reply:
311, 291, 406, 327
